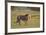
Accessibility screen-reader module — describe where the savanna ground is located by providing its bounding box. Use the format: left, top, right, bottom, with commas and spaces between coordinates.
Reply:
11, 6, 40, 29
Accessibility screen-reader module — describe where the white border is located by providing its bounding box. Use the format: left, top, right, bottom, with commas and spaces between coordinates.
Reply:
7, 2, 43, 33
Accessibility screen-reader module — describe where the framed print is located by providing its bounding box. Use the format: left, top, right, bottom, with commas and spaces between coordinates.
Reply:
5, 1, 44, 34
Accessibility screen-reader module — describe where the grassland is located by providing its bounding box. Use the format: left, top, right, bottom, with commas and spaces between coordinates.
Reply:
11, 7, 40, 29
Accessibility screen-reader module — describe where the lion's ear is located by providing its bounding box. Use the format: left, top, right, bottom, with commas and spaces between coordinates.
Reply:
25, 14, 29, 16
